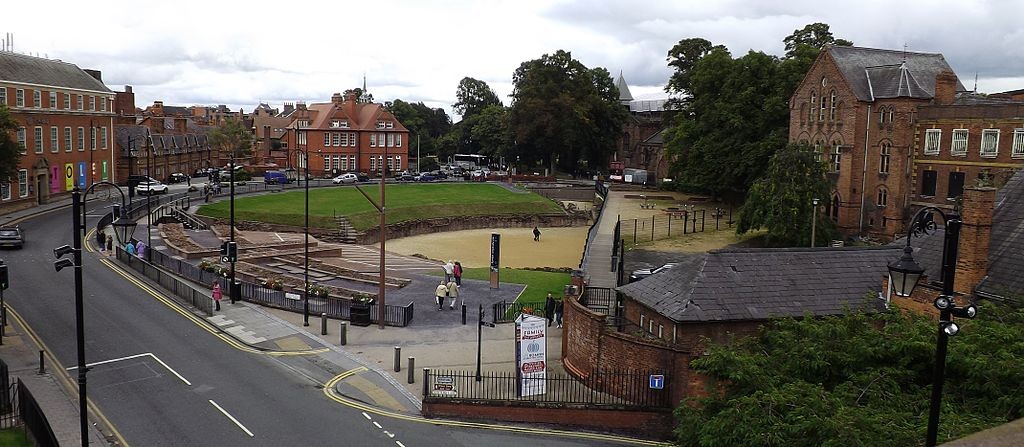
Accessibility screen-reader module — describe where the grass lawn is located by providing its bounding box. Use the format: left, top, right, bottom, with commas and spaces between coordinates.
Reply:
196, 183, 563, 231
430, 267, 570, 305
0, 428, 30, 447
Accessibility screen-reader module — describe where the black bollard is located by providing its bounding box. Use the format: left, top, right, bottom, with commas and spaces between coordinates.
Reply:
408, 357, 415, 384
394, 347, 401, 372
339, 322, 347, 346
321, 313, 328, 335
38, 350, 45, 374
462, 304, 467, 325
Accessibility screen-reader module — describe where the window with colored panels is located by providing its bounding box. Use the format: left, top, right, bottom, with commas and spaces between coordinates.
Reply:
923, 129, 941, 155
980, 129, 999, 157
951, 129, 968, 156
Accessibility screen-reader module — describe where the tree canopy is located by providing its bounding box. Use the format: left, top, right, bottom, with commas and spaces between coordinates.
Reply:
783, 22, 853, 59
676, 304, 1024, 447
663, 23, 850, 199
509, 50, 627, 173
207, 117, 253, 162
736, 142, 838, 246
0, 105, 23, 181
386, 99, 452, 158
453, 77, 502, 118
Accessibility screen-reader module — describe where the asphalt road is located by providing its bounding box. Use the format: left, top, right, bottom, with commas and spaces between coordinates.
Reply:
1, 197, 647, 447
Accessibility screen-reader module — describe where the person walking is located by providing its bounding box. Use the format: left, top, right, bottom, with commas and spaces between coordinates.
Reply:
106, 237, 113, 252
125, 240, 136, 256
544, 293, 556, 327
212, 281, 222, 311
443, 260, 455, 283
554, 299, 564, 328
136, 240, 147, 259
533, 226, 541, 241
447, 279, 459, 310
453, 261, 463, 287
435, 280, 448, 311
96, 231, 106, 252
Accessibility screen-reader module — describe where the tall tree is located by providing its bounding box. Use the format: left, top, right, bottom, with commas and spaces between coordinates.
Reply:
783, 22, 853, 59
453, 77, 502, 118
664, 38, 722, 108
736, 142, 837, 246
467, 104, 512, 159
207, 117, 253, 163
676, 305, 1024, 447
509, 50, 628, 173
387, 99, 452, 157
0, 106, 23, 181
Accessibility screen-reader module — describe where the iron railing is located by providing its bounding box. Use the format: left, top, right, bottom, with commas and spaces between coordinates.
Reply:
0, 358, 59, 447
424, 368, 672, 409
491, 300, 545, 324
116, 247, 215, 316
581, 287, 619, 316
620, 207, 734, 245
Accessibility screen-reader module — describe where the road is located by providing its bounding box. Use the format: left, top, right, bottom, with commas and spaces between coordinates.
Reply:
1, 194, 649, 447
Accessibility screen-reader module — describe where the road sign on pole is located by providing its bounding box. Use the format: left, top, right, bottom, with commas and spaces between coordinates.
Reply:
649, 374, 665, 390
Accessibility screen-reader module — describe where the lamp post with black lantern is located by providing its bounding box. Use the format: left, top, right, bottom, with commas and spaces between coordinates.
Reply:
887, 207, 978, 447
53, 182, 136, 447
293, 139, 312, 327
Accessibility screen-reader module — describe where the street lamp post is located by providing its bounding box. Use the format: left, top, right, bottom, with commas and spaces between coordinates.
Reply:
53, 182, 135, 447
145, 135, 154, 262
229, 150, 237, 304
294, 144, 311, 327
811, 198, 820, 247
887, 207, 978, 447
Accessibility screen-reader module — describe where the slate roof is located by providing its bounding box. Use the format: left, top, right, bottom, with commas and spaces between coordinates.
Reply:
618, 247, 896, 323
828, 46, 965, 102
0, 52, 111, 93
641, 129, 664, 145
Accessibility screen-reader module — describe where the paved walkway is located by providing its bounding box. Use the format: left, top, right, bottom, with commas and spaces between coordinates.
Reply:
581, 190, 627, 288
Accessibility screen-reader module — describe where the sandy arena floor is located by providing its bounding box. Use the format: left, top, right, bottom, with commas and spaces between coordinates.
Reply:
386, 227, 589, 269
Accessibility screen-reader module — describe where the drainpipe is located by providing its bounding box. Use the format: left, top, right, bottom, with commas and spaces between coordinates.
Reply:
859, 104, 871, 236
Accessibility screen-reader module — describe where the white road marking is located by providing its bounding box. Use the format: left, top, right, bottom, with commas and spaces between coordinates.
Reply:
396, 441, 406, 447
209, 400, 255, 437
66, 352, 192, 386
274, 232, 285, 242
373, 421, 382, 429
362, 412, 372, 420
384, 431, 395, 438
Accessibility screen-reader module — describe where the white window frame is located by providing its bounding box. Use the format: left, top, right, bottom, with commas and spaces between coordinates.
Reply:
370, 134, 376, 147
88, 96, 94, 111
63, 93, 70, 110
16, 127, 26, 153
980, 129, 999, 158
330, 120, 341, 128
387, 133, 394, 148
323, 132, 331, 146
376, 120, 386, 129
880, 143, 891, 174
339, 120, 349, 128
877, 187, 888, 207
829, 90, 837, 120
386, 121, 394, 129
951, 129, 968, 157
370, 156, 377, 171
0, 87, 6, 105
340, 155, 348, 171
0, 181, 9, 201
49, 91, 57, 109
332, 132, 341, 146
77, 127, 85, 151
349, 132, 356, 147
395, 155, 402, 169
819, 95, 826, 121
50, 126, 59, 152
33, 90, 41, 108
77, 94, 83, 110
1012, 129, 1024, 159
90, 127, 97, 151
100, 97, 107, 111
34, 127, 43, 154
101, 127, 108, 149
809, 92, 816, 122
923, 129, 941, 155
16, 89, 24, 107
18, 170, 28, 198
64, 127, 72, 152
297, 130, 307, 145
395, 134, 402, 148
831, 144, 841, 172
386, 156, 394, 171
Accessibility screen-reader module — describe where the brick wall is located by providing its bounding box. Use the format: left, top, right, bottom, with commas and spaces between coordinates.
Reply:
422, 399, 674, 439
955, 187, 996, 295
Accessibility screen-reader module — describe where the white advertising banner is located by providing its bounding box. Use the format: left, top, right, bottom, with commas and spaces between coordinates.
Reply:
515, 314, 547, 397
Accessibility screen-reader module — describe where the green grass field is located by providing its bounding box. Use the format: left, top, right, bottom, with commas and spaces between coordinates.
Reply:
430, 267, 570, 305
197, 183, 563, 231
0, 428, 30, 447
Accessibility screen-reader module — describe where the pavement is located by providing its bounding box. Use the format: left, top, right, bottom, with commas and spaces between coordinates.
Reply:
0, 181, 604, 445
581, 190, 626, 287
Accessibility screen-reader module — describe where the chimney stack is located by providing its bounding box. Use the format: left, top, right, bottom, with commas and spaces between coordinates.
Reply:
332, 92, 344, 104
283, 103, 294, 115
954, 186, 996, 296
84, 69, 103, 82
152, 101, 164, 117
934, 70, 958, 105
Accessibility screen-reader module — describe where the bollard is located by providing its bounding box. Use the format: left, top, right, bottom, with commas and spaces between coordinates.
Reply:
407, 357, 415, 384
38, 350, 45, 374
321, 313, 328, 335
339, 322, 347, 345
394, 347, 401, 372
462, 304, 467, 325
422, 368, 430, 397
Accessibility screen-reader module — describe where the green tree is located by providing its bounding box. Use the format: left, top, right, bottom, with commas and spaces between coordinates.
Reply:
208, 117, 253, 164
676, 304, 1024, 447
737, 142, 837, 246
468, 104, 512, 159
0, 105, 22, 181
387, 99, 452, 157
783, 22, 853, 59
453, 77, 502, 118
664, 38, 722, 108
509, 50, 628, 173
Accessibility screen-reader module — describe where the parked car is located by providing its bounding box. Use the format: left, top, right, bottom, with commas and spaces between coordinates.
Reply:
136, 180, 169, 195
332, 173, 359, 184
127, 175, 158, 190
396, 171, 415, 181
415, 173, 437, 182
628, 263, 678, 283
356, 172, 370, 182
0, 225, 24, 249
428, 170, 447, 180
167, 172, 189, 184
264, 171, 291, 184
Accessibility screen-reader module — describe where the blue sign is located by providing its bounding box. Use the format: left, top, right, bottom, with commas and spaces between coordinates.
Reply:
649, 374, 665, 390
77, 162, 87, 188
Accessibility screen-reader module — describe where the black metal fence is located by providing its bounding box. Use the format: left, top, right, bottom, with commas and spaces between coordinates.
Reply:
620, 207, 735, 244
0, 359, 59, 447
492, 300, 545, 324
121, 246, 415, 327
424, 368, 672, 409
581, 287, 620, 316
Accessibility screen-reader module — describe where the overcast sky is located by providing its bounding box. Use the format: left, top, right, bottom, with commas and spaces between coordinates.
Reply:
4, 0, 1022, 120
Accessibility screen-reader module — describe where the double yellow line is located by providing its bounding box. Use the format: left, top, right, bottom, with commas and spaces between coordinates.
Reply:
322, 369, 668, 446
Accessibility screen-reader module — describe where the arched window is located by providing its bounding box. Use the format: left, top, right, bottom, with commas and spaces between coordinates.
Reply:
879, 142, 891, 174
887, 108, 895, 122
622, 132, 630, 152
809, 91, 816, 122
877, 187, 889, 207
829, 193, 841, 221
830, 140, 842, 172
819, 94, 827, 121
814, 140, 824, 162
879, 107, 887, 123
829, 90, 837, 120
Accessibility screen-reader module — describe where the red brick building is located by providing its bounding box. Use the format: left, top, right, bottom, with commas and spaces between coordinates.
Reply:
612, 73, 670, 182
0, 51, 116, 214
284, 91, 408, 176
113, 87, 214, 182
790, 46, 966, 240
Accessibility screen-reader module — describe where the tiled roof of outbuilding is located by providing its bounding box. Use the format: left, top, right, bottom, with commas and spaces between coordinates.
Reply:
0, 52, 111, 93
617, 247, 895, 323
828, 46, 965, 101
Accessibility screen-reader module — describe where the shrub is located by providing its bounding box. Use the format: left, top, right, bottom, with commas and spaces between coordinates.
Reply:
308, 284, 330, 298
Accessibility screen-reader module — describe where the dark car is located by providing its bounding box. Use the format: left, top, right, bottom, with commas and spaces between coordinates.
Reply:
167, 172, 189, 184
628, 263, 678, 283
416, 173, 437, 182
396, 171, 415, 181
428, 170, 447, 180
0, 225, 24, 249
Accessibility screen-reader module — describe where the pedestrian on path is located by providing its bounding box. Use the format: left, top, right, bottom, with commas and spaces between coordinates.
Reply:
136, 240, 146, 259
106, 237, 113, 252
554, 299, 564, 328
544, 293, 556, 327
443, 260, 455, 283
533, 226, 541, 241
435, 281, 448, 311
212, 281, 222, 311
453, 261, 462, 287
125, 240, 136, 256
97, 231, 106, 252
447, 280, 459, 309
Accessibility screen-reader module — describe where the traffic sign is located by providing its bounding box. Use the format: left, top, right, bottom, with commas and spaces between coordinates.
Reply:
649, 374, 665, 390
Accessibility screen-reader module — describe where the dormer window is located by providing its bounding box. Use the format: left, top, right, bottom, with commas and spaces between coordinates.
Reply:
296, 120, 310, 128
330, 120, 350, 128
386, 121, 394, 129
377, 120, 387, 129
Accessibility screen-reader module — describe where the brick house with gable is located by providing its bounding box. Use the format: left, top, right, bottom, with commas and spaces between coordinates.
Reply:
790, 46, 966, 240
285, 91, 408, 176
